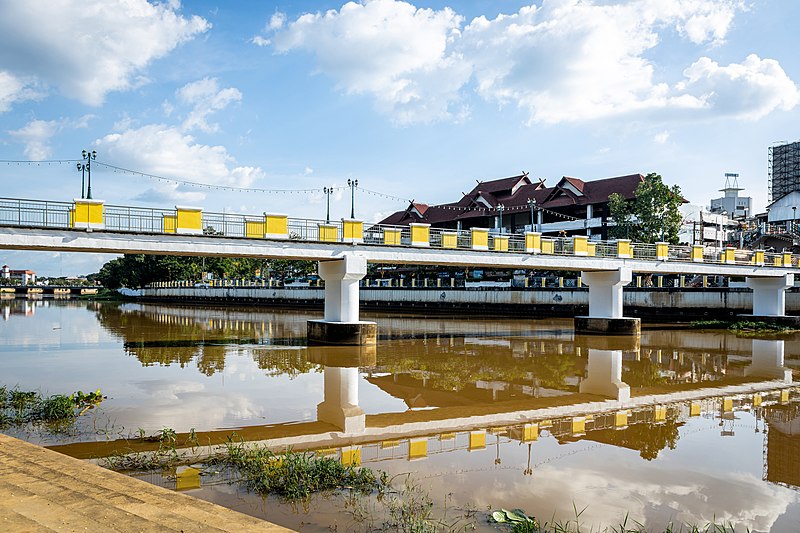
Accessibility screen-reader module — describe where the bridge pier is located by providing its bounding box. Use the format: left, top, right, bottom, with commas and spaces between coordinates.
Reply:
307, 254, 377, 345
577, 335, 635, 401
745, 339, 792, 382
744, 274, 800, 327
575, 267, 640, 335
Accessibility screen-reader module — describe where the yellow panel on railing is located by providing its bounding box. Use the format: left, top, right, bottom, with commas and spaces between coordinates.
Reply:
175, 206, 202, 235
724, 247, 736, 264
72, 199, 105, 230
383, 228, 401, 245
342, 219, 363, 244
163, 214, 177, 234
410, 223, 430, 247
245, 219, 264, 238
616, 239, 631, 258
784, 252, 793, 267
341, 447, 361, 466
265, 213, 288, 239
408, 438, 428, 460
691, 245, 704, 262
468, 431, 486, 451
587, 242, 596, 257
573, 235, 588, 256
541, 238, 554, 255
493, 235, 509, 252
525, 232, 541, 253
471, 228, 489, 250
754, 250, 765, 266
656, 242, 668, 260
521, 423, 538, 442
441, 231, 457, 249
319, 223, 338, 242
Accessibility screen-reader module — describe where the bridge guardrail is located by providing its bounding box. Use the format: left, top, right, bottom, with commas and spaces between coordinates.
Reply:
0, 196, 796, 269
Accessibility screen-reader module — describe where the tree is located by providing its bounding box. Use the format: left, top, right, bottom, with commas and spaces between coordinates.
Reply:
608, 173, 684, 244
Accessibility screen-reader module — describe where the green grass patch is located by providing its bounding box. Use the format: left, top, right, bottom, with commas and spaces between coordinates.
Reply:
0, 386, 105, 429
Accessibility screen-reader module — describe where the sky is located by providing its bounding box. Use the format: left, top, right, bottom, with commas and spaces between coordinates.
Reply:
1, 0, 799, 276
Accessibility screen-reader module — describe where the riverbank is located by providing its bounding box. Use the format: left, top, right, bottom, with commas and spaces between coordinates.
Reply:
128, 286, 800, 320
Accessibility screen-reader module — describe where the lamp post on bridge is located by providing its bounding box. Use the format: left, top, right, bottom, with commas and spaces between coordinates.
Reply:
347, 179, 358, 219
323, 186, 333, 223
497, 203, 505, 234
792, 206, 796, 234
527, 198, 537, 232
77, 149, 96, 199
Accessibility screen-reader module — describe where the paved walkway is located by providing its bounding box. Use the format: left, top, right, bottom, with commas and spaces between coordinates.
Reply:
0, 433, 291, 532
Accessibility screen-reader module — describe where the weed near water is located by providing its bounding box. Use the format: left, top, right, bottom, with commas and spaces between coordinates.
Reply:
0, 385, 105, 429
215, 440, 382, 499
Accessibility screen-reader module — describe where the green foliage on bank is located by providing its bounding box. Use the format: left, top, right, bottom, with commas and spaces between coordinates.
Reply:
0, 386, 104, 428
94, 254, 315, 289
690, 319, 799, 334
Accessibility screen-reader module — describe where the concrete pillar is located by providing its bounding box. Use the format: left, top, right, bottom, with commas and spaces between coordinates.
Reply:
575, 267, 640, 335
579, 348, 631, 401
317, 366, 366, 433
747, 274, 793, 317
307, 254, 376, 345
745, 339, 792, 383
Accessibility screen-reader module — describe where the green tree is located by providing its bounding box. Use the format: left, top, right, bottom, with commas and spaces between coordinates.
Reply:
608, 173, 684, 244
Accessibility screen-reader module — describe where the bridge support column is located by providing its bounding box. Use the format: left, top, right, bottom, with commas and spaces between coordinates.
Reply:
745, 274, 800, 327
317, 366, 366, 433
745, 339, 792, 383
307, 254, 376, 345
579, 348, 630, 401
575, 267, 640, 335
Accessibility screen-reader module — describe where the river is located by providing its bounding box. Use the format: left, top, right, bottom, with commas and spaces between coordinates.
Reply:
2, 298, 800, 531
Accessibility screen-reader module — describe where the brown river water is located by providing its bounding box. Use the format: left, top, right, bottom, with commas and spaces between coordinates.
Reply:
2, 298, 800, 531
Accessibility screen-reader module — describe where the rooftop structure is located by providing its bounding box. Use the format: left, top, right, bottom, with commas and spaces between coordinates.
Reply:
710, 173, 752, 219
378, 173, 648, 239
769, 141, 800, 202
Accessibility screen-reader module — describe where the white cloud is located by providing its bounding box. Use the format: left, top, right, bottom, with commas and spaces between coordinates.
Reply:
176, 78, 242, 133
96, 123, 265, 202
251, 36, 271, 47
0, 71, 42, 112
0, 0, 210, 106
271, 0, 471, 124
8, 119, 63, 160
680, 54, 800, 120
654, 131, 670, 144
266, 0, 797, 125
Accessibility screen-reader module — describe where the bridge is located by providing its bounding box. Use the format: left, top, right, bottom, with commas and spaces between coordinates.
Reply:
0, 196, 798, 341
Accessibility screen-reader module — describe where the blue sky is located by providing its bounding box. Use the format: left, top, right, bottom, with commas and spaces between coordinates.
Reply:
1, 0, 799, 276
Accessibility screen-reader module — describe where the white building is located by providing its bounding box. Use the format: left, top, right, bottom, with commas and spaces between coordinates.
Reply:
766, 190, 800, 228
709, 173, 752, 219
679, 204, 735, 248
1, 265, 37, 285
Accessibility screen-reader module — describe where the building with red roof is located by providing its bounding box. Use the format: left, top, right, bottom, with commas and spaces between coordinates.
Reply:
378, 172, 647, 239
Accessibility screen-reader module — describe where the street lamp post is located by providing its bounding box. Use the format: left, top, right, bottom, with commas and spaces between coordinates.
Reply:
80, 149, 97, 199
792, 206, 796, 234
527, 198, 537, 231
323, 186, 333, 223
347, 179, 358, 219
76, 161, 87, 199
497, 203, 505, 233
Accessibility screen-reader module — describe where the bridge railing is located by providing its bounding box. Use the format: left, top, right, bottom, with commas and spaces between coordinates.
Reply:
0, 196, 798, 269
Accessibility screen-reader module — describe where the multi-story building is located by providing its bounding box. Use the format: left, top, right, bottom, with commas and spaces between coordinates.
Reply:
1, 265, 36, 285
378, 173, 647, 239
709, 173, 752, 219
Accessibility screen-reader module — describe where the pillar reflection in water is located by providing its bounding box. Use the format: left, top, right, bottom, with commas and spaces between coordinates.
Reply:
577, 335, 638, 401
746, 339, 792, 383
307, 345, 376, 434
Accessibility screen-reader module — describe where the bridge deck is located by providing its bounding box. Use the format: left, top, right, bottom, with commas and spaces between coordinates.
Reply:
0, 433, 290, 532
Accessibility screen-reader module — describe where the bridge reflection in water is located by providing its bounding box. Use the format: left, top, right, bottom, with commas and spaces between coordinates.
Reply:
4, 300, 800, 530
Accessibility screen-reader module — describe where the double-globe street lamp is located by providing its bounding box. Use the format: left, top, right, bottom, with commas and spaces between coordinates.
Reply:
323, 186, 333, 223
76, 149, 96, 199
347, 179, 358, 219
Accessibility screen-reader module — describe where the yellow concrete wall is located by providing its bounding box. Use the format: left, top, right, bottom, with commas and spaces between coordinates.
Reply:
176, 207, 202, 233
319, 224, 338, 242
471, 228, 488, 250
616, 239, 631, 258
525, 232, 541, 253
265, 214, 288, 238
656, 242, 668, 260
408, 438, 428, 460
410, 224, 430, 246
73, 200, 104, 228
573, 235, 588, 256
245, 220, 264, 238
441, 232, 457, 249
493, 236, 509, 252
384, 228, 401, 245
163, 214, 177, 234
469, 431, 486, 450
342, 219, 363, 242
691, 245, 704, 262
541, 238, 554, 255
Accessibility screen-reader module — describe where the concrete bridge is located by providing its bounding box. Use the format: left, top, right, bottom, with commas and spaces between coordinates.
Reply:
1, 197, 799, 341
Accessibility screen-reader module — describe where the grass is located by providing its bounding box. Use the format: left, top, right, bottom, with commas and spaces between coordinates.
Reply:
0, 385, 105, 429
103, 427, 187, 471
215, 440, 382, 499
690, 319, 798, 335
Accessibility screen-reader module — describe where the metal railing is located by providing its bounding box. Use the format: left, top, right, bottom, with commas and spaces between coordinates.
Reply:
0, 196, 797, 269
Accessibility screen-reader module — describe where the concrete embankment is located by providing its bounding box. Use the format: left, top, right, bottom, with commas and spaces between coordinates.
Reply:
132, 286, 800, 320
